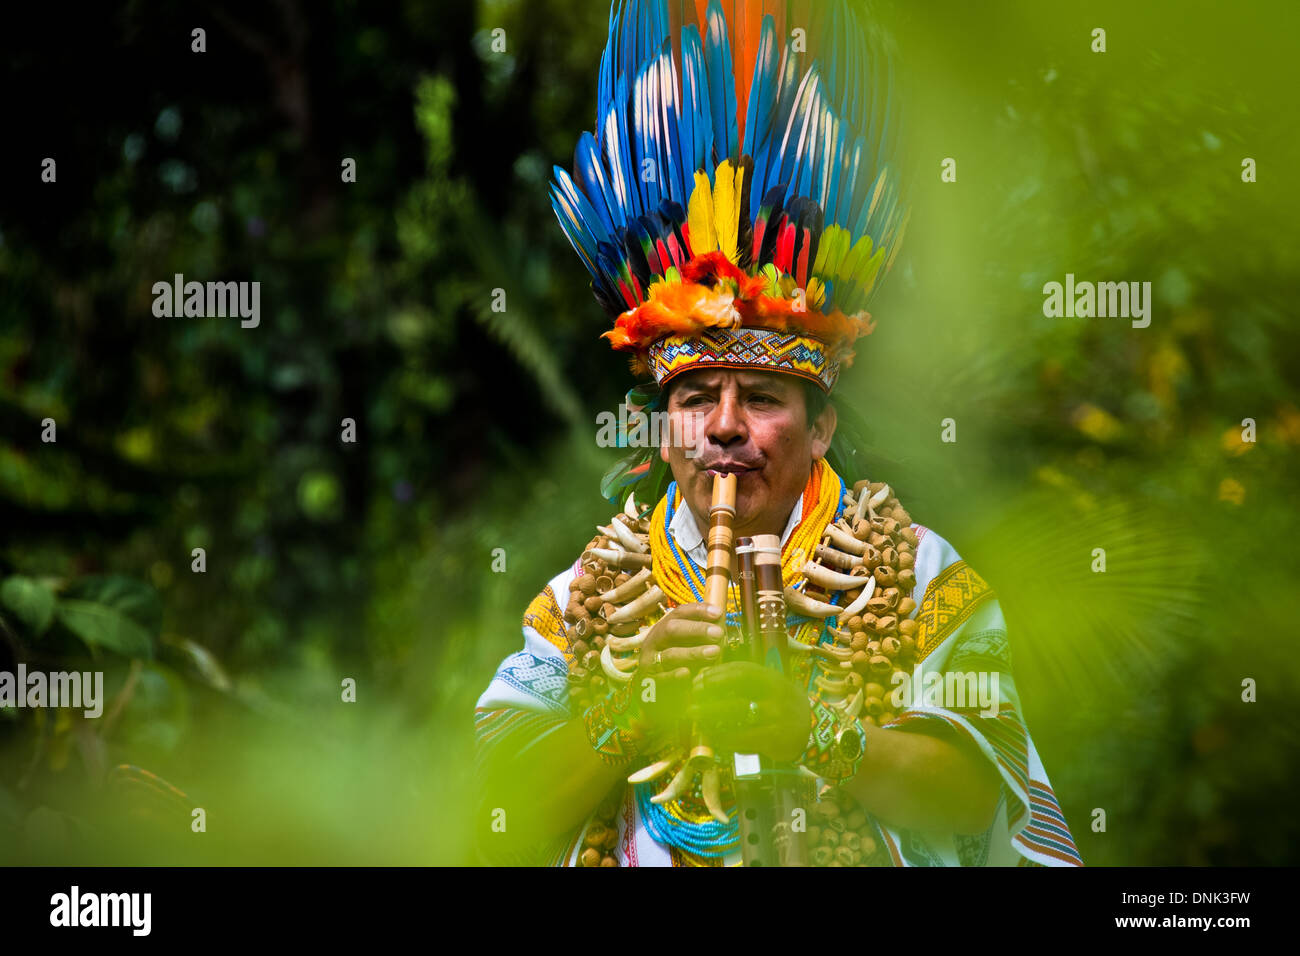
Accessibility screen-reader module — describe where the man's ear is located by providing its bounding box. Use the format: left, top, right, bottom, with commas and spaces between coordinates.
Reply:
811, 401, 837, 461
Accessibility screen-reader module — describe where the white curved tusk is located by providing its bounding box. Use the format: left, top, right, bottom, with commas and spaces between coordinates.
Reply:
842, 689, 865, 719
600, 644, 636, 683
605, 627, 649, 654
605, 585, 664, 624
783, 585, 843, 620
599, 566, 653, 604
624, 492, 639, 522
628, 751, 681, 784
802, 561, 869, 593
700, 766, 729, 824
608, 516, 648, 554
815, 674, 849, 697
825, 524, 867, 556
837, 575, 877, 619
868, 484, 891, 510
587, 547, 654, 570
650, 761, 695, 804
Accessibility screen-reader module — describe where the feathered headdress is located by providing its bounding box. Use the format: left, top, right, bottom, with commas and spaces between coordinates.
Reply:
551, 0, 908, 393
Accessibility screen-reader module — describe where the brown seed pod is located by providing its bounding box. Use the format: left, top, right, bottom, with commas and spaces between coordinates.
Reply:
898, 569, 917, 591
851, 650, 869, 671
898, 551, 915, 571
584, 824, 607, 848
583, 595, 603, 615
866, 640, 880, 656
578, 573, 598, 596
850, 633, 869, 653
846, 810, 867, 831
835, 846, 859, 867
897, 619, 918, 638
896, 597, 917, 618
859, 834, 878, 858
580, 847, 600, 867
812, 800, 840, 820
866, 596, 892, 615
600, 855, 618, 867
875, 614, 898, 633
840, 831, 862, 853
845, 671, 865, 690
846, 615, 864, 632
608, 620, 640, 637
869, 655, 892, 675
595, 574, 615, 593
900, 635, 916, 655
893, 508, 912, 527
864, 683, 885, 699
820, 830, 841, 849
591, 619, 609, 636
571, 639, 591, 660
852, 518, 872, 541
807, 824, 823, 845
592, 635, 606, 651
880, 547, 898, 569
900, 528, 919, 547
881, 637, 901, 658
865, 696, 884, 716
874, 566, 897, 588
852, 479, 873, 496
812, 846, 833, 867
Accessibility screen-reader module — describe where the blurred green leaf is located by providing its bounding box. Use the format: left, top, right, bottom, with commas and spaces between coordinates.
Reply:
0, 576, 56, 636
61, 575, 162, 635
55, 600, 153, 658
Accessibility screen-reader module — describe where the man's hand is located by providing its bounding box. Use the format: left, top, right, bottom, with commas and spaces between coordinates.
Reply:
687, 662, 811, 763
636, 602, 724, 681
631, 603, 725, 737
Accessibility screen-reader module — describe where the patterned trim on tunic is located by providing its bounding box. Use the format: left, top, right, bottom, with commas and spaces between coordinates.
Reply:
522, 585, 569, 656
915, 560, 995, 662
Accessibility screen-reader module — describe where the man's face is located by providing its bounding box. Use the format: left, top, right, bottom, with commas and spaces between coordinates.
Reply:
660, 368, 836, 539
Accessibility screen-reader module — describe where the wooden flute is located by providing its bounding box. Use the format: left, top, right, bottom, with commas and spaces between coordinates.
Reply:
687, 472, 738, 784
700, 472, 809, 865
733, 534, 809, 866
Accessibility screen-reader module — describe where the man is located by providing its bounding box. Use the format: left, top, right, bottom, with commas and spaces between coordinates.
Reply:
474, 0, 1081, 866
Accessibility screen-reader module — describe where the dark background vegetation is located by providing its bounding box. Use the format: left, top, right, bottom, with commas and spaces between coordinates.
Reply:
1, 0, 1297, 864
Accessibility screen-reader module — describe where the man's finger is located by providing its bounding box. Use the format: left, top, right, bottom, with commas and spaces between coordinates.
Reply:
658, 644, 722, 670
661, 617, 725, 645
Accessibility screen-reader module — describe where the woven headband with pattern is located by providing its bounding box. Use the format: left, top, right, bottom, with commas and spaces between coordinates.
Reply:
550, 0, 907, 392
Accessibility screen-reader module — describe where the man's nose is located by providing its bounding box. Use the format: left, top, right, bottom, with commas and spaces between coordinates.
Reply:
707, 391, 747, 447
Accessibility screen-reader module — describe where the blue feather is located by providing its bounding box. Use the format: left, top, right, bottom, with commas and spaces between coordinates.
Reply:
574, 132, 618, 239
703, 0, 738, 165
742, 14, 779, 159
679, 24, 712, 177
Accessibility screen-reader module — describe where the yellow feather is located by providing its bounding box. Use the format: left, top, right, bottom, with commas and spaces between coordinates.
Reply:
687, 170, 717, 256
712, 160, 738, 264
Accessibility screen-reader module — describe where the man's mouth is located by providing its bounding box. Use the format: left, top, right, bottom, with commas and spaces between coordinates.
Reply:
704, 463, 760, 477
